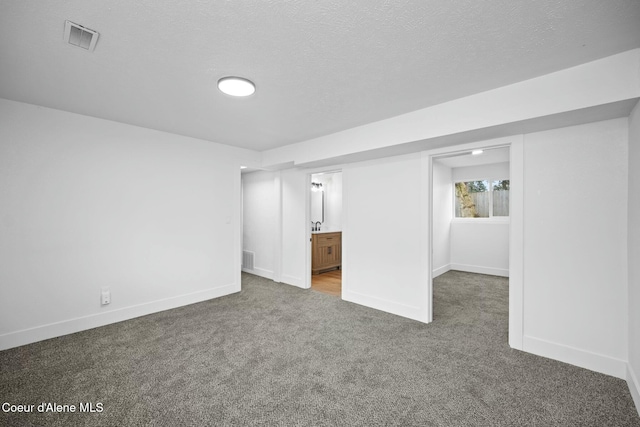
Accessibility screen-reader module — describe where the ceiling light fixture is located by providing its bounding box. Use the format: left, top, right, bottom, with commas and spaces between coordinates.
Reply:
217, 77, 255, 97
471, 149, 484, 156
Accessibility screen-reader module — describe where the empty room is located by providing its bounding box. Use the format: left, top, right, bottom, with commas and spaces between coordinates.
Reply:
1, 1, 640, 426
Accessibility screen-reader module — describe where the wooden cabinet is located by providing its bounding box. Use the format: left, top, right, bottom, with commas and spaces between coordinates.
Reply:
312, 232, 342, 275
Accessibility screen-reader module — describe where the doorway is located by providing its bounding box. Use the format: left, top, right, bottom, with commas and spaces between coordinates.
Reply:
432, 146, 511, 278
309, 171, 343, 297
429, 139, 524, 349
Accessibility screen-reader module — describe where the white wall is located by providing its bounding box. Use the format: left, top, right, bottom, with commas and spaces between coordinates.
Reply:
450, 162, 510, 277
627, 101, 640, 410
0, 98, 253, 350
241, 168, 308, 288
450, 223, 509, 277
432, 161, 452, 277
342, 154, 430, 322
522, 118, 629, 378
280, 169, 308, 287
325, 173, 343, 230
242, 170, 278, 279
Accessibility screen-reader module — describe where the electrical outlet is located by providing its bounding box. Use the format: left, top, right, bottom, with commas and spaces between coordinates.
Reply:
101, 287, 111, 305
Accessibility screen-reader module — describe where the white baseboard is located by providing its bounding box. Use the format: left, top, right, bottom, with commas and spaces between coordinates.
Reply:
450, 263, 509, 277
432, 264, 451, 278
342, 289, 428, 323
0, 283, 239, 351
242, 266, 274, 280
523, 335, 627, 379
242, 269, 307, 289
628, 364, 640, 416
280, 274, 307, 289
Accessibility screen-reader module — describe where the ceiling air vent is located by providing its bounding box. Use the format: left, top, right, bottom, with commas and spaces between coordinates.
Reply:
64, 20, 99, 51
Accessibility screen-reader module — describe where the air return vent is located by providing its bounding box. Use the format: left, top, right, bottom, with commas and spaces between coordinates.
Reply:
242, 251, 255, 271
64, 20, 99, 51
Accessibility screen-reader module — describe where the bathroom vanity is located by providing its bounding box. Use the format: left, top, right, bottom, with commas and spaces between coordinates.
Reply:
311, 231, 342, 275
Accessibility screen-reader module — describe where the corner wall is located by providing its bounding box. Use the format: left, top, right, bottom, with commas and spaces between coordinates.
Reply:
280, 169, 308, 287
242, 170, 279, 280
450, 162, 510, 277
522, 118, 629, 378
0, 98, 252, 350
342, 154, 430, 322
241, 168, 308, 289
432, 161, 452, 277
628, 100, 640, 412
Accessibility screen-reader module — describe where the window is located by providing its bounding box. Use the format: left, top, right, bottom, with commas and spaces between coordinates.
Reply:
491, 179, 509, 217
455, 179, 509, 218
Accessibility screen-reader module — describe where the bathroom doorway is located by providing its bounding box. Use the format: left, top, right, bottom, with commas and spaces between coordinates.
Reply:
309, 171, 343, 297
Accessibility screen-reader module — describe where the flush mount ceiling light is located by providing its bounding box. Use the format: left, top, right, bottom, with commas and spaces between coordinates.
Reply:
217, 77, 256, 97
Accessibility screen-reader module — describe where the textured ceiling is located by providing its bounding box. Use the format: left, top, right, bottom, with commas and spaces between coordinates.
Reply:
1, 1, 639, 151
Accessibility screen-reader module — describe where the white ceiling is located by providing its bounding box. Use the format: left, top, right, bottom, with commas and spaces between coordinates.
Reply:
1, 1, 639, 152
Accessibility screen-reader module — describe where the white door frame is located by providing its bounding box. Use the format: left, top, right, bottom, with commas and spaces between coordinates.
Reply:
424, 135, 524, 350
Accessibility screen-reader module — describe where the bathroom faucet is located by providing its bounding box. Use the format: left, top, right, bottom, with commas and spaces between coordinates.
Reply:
315, 221, 321, 231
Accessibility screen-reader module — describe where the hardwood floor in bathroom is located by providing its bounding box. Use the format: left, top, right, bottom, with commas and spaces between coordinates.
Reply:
311, 269, 342, 297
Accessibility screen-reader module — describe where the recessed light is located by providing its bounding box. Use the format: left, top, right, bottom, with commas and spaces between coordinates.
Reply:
217, 77, 255, 97
240, 166, 247, 169
471, 149, 484, 156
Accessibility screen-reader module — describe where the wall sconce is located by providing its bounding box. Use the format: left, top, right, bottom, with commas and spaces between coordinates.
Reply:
311, 182, 323, 192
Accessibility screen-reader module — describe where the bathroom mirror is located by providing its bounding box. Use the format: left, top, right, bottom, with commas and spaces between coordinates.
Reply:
310, 184, 324, 224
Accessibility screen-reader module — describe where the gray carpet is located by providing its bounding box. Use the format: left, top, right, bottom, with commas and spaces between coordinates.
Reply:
1, 271, 638, 426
